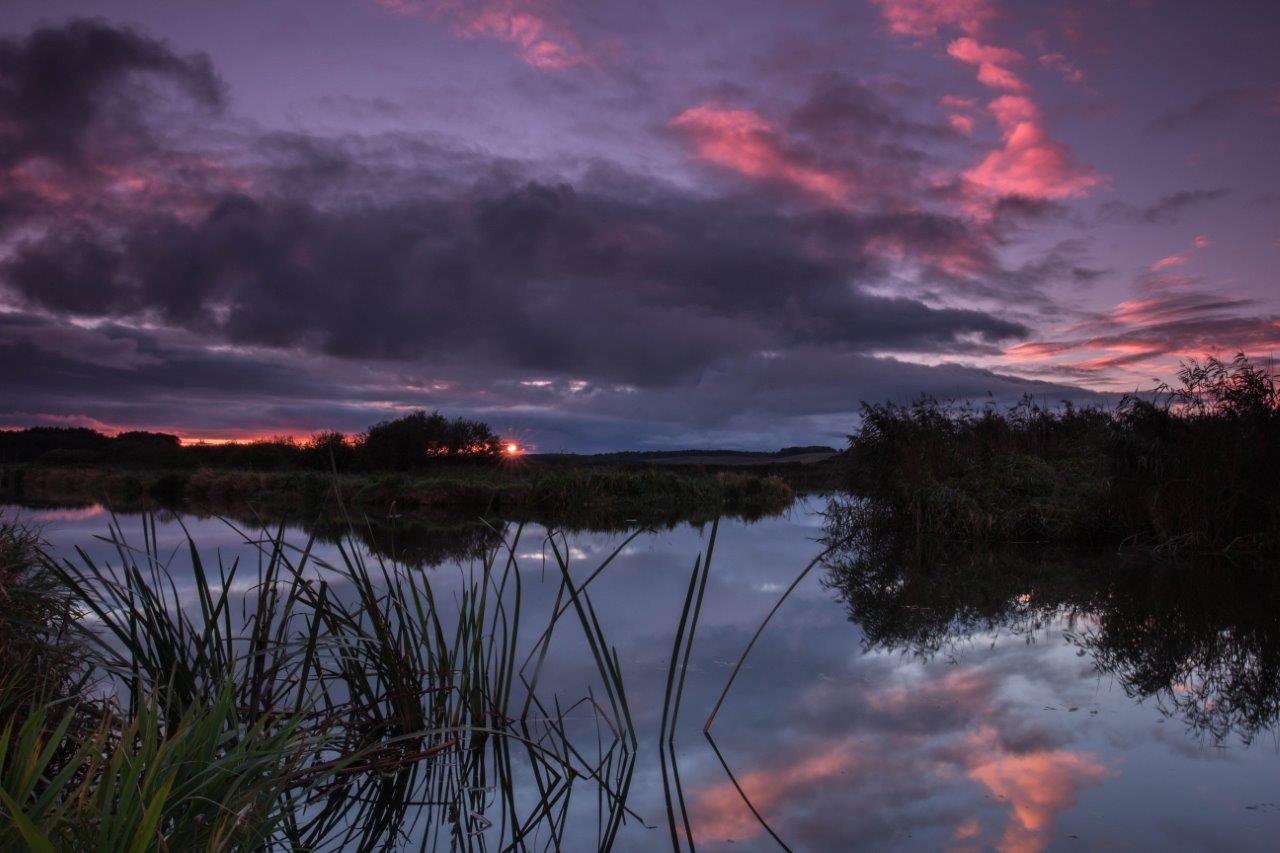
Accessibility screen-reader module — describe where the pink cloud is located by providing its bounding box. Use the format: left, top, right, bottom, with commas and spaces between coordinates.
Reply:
1004, 283, 1280, 384
688, 739, 862, 842
875, 3, 1099, 206
1039, 52, 1085, 84
986, 94, 1040, 128
373, 0, 588, 70
1149, 253, 1188, 272
871, 0, 995, 38
2, 149, 247, 225
864, 227, 993, 277
940, 94, 978, 110
941, 94, 979, 134
0, 412, 118, 432
26, 506, 106, 523
671, 104, 850, 204
948, 37, 1028, 92
964, 96, 1100, 199
948, 113, 977, 134
965, 727, 1109, 853
867, 668, 995, 714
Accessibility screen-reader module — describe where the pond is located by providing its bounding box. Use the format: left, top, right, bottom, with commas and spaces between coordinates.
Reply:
8, 500, 1280, 851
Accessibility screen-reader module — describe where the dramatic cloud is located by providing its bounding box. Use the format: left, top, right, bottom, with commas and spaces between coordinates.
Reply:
0, 20, 1094, 446
939, 94, 979, 135
0, 19, 223, 170
871, 0, 994, 38
871, 0, 1101, 205
1006, 278, 1280, 383
964, 96, 1099, 199
3, 176, 1032, 384
373, 0, 588, 69
671, 74, 959, 210
947, 37, 1027, 92
1038, 52, 1084, 84
0, 19, 231, 242
671, 104, 851, 204
0, 2, 1273, 445
1100, 188, 1231, 225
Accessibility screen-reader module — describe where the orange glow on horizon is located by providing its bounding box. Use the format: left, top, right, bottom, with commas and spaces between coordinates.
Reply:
178, 435, 283, 446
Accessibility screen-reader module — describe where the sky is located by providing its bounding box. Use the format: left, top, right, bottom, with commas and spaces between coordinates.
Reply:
0, 0, 1277, 450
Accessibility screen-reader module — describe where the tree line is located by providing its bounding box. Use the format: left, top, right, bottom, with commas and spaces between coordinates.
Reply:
0, 411, 507, 472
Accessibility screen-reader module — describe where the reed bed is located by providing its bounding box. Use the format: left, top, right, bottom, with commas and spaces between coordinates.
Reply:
843, 353, 1280, 555
1, 466, 797, 532
0, 511, 642, 850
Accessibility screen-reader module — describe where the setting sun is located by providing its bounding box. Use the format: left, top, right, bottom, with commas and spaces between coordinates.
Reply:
504, 442, 520, 455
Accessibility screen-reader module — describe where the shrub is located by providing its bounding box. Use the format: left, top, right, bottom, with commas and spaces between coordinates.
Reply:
843, 353, 1279, 554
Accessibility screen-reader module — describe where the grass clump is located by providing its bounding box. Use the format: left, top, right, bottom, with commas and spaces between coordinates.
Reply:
0, 521, 81, 720
845, 353, 1280, 554
0, 512, 641, 849
1, 687, 307, 851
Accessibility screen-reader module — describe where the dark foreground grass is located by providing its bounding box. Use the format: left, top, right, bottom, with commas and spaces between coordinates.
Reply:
844, 353, 1280, 555
0, 521, 82, 722
0, 513, 649, 850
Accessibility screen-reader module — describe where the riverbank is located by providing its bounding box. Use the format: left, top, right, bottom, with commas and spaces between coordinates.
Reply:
0, 459, 812, 529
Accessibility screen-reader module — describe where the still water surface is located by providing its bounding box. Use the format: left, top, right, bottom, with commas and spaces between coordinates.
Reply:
10, 501, 1280, 851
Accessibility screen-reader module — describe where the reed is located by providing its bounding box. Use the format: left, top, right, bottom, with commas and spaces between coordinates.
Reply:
0, 512, 640, 850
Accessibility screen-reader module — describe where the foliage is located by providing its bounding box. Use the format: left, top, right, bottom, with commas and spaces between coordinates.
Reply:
0, 410, 502, 472
360, 411, 500, 469
1, 687, 306, 852
0, 521, 81, 720
843, 353, 1280, 554
0, 515, 643, 849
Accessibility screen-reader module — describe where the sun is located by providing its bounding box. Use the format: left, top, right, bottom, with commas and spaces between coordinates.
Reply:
504, 442, 521, 456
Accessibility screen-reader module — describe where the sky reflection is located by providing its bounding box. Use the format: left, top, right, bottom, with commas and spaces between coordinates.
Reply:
8, 501, 1280, 850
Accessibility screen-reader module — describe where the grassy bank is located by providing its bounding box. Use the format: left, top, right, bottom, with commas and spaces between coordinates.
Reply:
1, 461, 799, 529
843, 354, 1280, 555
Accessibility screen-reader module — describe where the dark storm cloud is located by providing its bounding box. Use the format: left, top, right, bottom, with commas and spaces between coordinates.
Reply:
0, 309, 1094, 448
0, 311, 396, 435
0, 19, 1101, 445
671, 72, 962, 211
1140, 188, 1232, 223
3, 164, 1029, 388
1099, 188, 1231, 225
988, 195, 1068, 236
787, 72, 955, 154
0, 18, 223, 170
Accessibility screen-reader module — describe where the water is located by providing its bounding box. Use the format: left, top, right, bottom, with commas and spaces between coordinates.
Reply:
10, 501, 1280, 851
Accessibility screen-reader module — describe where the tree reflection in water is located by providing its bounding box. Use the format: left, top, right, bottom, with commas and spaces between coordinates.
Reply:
821, 498, 1280, 744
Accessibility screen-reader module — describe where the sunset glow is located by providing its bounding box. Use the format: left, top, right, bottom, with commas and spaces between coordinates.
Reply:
3, 5, 1278, 850
0, 2, 1275, 449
